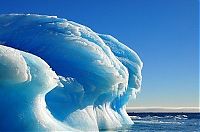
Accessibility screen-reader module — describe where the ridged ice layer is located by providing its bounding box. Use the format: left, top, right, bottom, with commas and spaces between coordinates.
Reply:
0, 14, 143, 131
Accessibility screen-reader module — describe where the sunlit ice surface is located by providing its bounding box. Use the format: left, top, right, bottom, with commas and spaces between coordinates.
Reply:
0, 14, 143, 131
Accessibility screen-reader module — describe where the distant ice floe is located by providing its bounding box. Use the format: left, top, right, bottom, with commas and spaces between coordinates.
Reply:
0, 14, 143, 131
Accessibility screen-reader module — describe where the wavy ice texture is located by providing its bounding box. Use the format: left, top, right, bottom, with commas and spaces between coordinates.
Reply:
0, 45, 75, 131
0, 14, 143, 131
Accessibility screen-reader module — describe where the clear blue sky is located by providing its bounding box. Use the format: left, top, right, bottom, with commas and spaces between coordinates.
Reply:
0, 0, 198, 108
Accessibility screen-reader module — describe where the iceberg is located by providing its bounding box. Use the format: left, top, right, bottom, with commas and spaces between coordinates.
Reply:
0, 14, 143, 131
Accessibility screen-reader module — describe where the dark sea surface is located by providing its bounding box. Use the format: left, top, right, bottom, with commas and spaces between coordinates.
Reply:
116, 113, 200, 132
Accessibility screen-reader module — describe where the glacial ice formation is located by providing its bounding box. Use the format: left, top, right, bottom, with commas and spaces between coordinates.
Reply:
0, 14, 143, 131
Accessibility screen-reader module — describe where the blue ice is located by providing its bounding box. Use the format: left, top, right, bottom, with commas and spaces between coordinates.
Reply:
0, 14, 143, 131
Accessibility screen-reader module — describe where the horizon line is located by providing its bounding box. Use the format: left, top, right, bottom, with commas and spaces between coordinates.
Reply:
126, 107, 200, 113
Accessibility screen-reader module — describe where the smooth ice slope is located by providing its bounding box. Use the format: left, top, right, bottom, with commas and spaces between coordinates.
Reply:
0, 14, 143, 131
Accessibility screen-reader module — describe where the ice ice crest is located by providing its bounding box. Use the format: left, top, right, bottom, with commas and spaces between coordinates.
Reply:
0, 14, 143, 131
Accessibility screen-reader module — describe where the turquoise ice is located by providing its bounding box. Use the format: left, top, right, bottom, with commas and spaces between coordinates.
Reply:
0, 14, 143, 131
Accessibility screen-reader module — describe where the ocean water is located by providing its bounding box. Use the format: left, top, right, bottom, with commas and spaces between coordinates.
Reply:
116, 113, 200, 132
